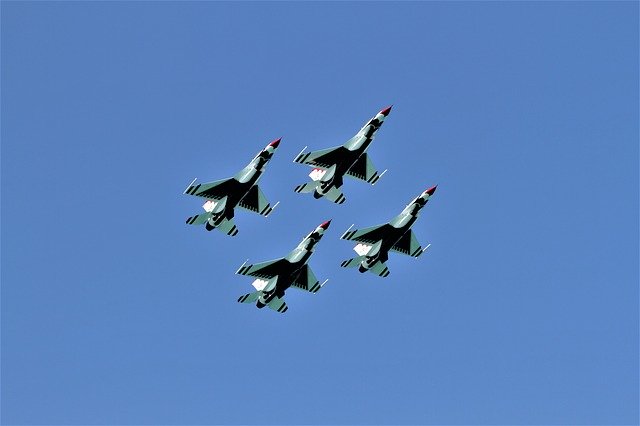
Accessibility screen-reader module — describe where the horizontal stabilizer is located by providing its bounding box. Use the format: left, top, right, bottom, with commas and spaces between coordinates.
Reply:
267, 297, 288, 313
294, 181, 320, 194
185, 212, 211, 226
237, 292, 260, 304
185, 213, 237, 236
369, 261, 391, 278
215, 217, 239, 236
340, 255, 366, 268
323, 186, 346, 205
341, 257, 390, 277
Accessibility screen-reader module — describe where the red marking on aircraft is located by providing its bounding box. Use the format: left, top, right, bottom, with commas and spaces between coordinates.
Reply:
380, 105, 392, 116
319, 220, 332, 230
268, 138, 282, 148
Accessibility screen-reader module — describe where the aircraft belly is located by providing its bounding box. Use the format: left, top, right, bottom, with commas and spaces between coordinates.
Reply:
278, 257, 309, 292
392, 214, 412, 228
340, 153, 361, 174
271, 272, 297, 298
287, 250, 305, 264
345, 134, 373, 151
226, 182, 251, 209
289, 257, 310, 276
236, 166, 261, 184
381, 229, 406, 254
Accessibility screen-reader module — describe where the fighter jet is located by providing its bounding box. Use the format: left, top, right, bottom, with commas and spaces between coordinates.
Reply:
183, 138, 281, 236
236, 220, 331, 313
292, 106, 391, 204
339, 186, 437, 277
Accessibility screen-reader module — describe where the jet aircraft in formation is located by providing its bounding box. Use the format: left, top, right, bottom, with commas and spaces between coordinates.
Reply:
340, 186, 437, 277
236, 221, 331, 313
183, 138, 281, 236
182, 107, 438, 313
293, 106, 391, 204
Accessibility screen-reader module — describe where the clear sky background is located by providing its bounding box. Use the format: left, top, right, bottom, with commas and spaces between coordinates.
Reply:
2, 2, 638, 425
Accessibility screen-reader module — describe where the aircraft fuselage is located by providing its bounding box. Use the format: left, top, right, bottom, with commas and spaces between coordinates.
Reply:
315, 113, 386, 197
206, 145, 276, 229
358, 191, 432, 272
256, 226, 327, 307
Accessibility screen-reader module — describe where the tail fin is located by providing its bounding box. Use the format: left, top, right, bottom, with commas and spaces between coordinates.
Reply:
294, 181, 320, 194
237, 291, 260, 304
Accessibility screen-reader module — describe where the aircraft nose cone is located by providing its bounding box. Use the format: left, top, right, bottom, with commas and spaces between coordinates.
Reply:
380, 105, 392, 116
425, 185, 437, 196
319, 220, 332, 230
268, 137, 282, 148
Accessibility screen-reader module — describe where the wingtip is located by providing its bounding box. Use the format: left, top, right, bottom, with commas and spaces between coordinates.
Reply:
425, 185, 437, 195
380, 105, 393, 116
183, 177, 198, 194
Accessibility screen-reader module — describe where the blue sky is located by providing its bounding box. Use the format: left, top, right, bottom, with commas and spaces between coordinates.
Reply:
2, 2, 638, 425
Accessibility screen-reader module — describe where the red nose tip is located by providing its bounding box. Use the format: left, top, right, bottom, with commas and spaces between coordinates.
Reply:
268, 138, 282, 148
319, 220, 331, 230
380, 105, 392, 116
425, 185, 437, 196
